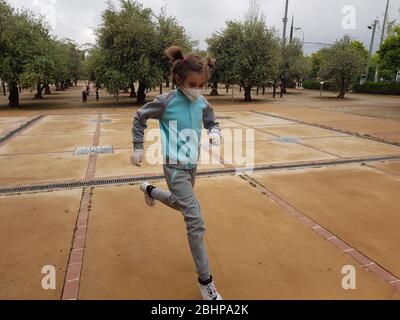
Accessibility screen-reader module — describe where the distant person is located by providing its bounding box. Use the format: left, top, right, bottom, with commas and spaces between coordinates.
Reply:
82, 85, 87, 103
131, 46, 223, 300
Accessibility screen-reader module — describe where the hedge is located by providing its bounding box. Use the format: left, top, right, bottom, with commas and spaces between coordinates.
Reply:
303, 80, 337, 91
352, 82, 400, 95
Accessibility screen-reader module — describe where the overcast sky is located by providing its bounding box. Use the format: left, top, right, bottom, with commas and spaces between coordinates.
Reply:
6, 0, 400, 55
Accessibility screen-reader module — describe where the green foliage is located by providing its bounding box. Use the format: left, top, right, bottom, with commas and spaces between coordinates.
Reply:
93, 0, 192, 102
319, 36, 365, 98
103, 69, 129, 96
303, 80, 337, 91
377, 25, 400, 73
281, 39, 310, 81
0, 0, 84, 104
207, 1, 281, 101
309, 48, 329, 79
352, 82, 400, 95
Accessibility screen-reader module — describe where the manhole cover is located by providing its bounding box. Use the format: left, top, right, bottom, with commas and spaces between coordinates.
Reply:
74, 146, 113, 155
90, 119, 112, 124
273, 136, 303, 144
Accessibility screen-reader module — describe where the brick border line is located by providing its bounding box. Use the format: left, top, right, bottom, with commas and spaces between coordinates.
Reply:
61, 187, 93, 300
229, 118, 342, 159
239, 173, 400, 293
251, 110, 400, 148
61, 113, 102, 300
85, 113, 102, 180
0, 115, 44, 146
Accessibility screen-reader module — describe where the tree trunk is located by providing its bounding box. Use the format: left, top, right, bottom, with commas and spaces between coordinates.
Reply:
225, 84, 229, 93
8, 82, 19, 107
262, 86, 266, 95
337, 78, 346, 99
281, 76, 287, 94
244, 86, 252, 102
35, 84, 44, 99
45, 84, 51, 95
2, 82, 6, 96
130, 82, 137, 98
160, 84, 163, 94
165, 77, 170, 88
273, 79, 277, 98
55, 83, 60, 91
136, 81, 146, 105
256, 86, 259, 95
210, 81, 219, 96
60, 81, 66, 91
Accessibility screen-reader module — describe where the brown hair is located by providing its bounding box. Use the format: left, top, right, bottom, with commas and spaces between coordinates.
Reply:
165, 46, 215, 86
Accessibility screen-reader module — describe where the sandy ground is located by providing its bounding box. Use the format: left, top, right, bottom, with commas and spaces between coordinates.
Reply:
0, 85, 399, 299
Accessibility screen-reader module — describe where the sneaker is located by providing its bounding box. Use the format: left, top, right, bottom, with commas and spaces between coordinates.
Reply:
198, 276, 223, 300
140, 182, 156, 207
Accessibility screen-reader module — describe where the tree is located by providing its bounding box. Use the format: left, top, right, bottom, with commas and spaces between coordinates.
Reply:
207, 0, 281, 102
0, 1, 50, 106
156, 7, 193, 92
319, 36, 365, 98
280, 39, 310, 90
309, 48, 329, 79
0, 1, 84, 105
96, 0, 164, 104
377, 25, 400, 81
103, 69, 129, 105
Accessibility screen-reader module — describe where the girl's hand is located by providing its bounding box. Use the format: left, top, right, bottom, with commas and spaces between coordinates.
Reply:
131, 149, 144, 166
209, 129, 221, 147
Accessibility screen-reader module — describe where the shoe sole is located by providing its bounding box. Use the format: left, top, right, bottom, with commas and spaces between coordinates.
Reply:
141, 183, 155, 207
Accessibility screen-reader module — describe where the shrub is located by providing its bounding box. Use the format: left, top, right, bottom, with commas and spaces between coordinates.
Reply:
303, 80, 337, 91
352, 82, 400, 95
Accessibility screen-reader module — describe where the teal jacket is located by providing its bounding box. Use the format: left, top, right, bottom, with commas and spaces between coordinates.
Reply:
132, 89, 220, 169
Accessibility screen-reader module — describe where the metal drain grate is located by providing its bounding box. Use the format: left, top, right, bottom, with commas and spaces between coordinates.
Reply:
273, 136, 303, 144
2, 154, 400, 195
74, 146, 113, 155
0, 175, 166, 194
90, 119, 112, 124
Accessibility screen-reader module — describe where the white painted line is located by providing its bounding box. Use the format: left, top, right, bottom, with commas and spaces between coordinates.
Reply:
364, 262, 375, 267
389, 279, 400, 284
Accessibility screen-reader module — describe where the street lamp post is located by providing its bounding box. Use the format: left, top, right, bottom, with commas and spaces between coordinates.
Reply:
361, 19, 378, 85
294, 27, 305, 46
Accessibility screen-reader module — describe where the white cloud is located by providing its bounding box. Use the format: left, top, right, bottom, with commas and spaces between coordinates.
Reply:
6, 0, 400, 54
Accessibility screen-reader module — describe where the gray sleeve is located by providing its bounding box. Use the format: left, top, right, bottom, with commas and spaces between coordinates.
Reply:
202, 97, 220, 133
132, 96, 166, 150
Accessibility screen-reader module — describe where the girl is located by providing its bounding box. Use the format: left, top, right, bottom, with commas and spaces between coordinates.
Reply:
131, 46, 223, 300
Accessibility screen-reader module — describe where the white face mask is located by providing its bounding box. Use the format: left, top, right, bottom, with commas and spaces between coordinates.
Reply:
182, 88, 203, 102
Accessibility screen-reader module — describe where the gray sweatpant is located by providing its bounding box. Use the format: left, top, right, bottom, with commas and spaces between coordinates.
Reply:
151, 164, 211, 282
